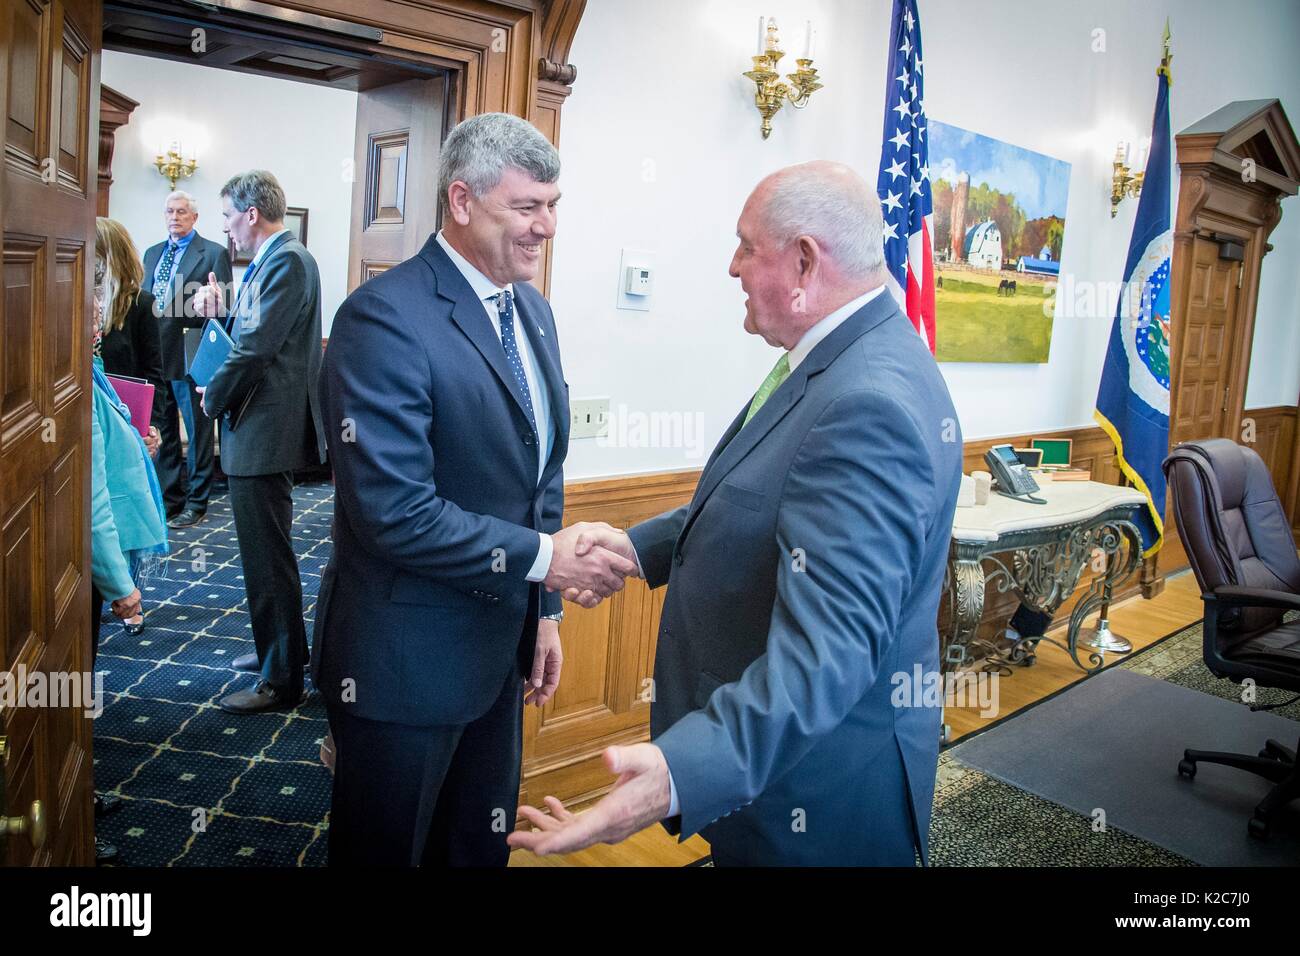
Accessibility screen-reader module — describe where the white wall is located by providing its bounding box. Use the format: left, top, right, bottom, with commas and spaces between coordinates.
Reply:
549, 0, 1300, 481
102, 51, 356, 331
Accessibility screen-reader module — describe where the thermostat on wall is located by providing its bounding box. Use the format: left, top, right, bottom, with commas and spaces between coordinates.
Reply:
616, 248, 654, 312
624, 265, 653, 296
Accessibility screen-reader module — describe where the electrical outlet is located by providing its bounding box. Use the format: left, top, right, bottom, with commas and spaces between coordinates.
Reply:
570, 397, 610, 439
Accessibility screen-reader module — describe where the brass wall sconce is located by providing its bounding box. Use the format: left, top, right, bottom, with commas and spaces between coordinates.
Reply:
1110, 139, 1148, 217
743, 18, 823, 140
154, 140, 198, 190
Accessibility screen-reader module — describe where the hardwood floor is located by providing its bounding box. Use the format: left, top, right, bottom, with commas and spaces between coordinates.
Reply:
508, 566, 1207, 867
943, 567, 1206, 742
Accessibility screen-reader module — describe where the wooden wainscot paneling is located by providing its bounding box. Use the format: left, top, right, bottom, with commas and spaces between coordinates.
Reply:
1242, 404, 1298, 535
521, 469, 695, 808
1287, 399, 1300, 536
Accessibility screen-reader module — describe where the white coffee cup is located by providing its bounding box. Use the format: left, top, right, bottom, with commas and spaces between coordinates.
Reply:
957, 474, 976, 507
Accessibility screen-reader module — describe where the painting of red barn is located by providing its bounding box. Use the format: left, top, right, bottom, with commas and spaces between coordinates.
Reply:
929, 120, 1072, 363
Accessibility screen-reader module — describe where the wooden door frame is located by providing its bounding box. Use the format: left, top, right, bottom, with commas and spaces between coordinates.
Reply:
1168, 177, 1278, 450
101, 0, 587, 293
1161, 100, 1300, 579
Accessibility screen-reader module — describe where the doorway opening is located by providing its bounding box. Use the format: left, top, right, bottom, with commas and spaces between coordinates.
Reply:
102, 0, 453, 315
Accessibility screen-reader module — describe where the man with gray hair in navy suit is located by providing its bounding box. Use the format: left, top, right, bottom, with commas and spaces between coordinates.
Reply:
313, 113, 637, 866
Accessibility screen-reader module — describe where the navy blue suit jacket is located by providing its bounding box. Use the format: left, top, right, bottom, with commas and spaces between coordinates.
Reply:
628, 293, 962, 865
311, 236, 569, 726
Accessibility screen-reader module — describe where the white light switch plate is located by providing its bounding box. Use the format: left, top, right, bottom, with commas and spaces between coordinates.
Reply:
570, 397, 610, 439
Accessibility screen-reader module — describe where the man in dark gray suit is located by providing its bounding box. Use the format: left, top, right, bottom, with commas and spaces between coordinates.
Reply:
511, 161, 963, 865
194, 169, 327, 714
142, 190, 232, 527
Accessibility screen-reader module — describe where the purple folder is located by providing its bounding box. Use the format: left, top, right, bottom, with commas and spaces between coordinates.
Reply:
105, 374, 154, 438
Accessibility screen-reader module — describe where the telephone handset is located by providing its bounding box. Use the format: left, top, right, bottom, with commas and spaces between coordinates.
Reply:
985, 444, 1047, 504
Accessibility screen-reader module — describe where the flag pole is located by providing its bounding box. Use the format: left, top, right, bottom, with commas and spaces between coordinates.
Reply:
1084, 22, 1171, 657
1080, 478, 1134, 656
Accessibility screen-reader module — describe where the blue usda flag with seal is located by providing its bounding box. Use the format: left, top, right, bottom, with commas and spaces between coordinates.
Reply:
1094, 61, 1173, 558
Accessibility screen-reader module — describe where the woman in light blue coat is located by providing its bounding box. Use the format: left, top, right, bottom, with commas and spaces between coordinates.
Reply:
90, 284, 169, 865
90, 288, 168, 666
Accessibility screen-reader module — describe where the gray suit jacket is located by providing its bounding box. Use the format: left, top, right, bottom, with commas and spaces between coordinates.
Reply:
203, 232, 327, 477
142, 232, 233, 381
628, 293, 962, 866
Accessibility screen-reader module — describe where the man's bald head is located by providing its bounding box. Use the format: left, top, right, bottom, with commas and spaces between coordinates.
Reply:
750, 160, 886, 281
730, 161, 888, 348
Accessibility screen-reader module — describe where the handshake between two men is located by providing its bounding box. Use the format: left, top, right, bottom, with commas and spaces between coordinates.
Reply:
542, 522, 642, 608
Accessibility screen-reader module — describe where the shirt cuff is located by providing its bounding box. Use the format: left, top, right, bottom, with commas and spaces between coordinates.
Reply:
525, 532, 553, 582
666, 766, 680, 819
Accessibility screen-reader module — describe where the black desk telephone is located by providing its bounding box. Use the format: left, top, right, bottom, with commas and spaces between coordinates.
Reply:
985, 444, 1047, 504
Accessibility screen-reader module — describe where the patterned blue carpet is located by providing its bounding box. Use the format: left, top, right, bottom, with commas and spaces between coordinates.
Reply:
94, 481, 335, 867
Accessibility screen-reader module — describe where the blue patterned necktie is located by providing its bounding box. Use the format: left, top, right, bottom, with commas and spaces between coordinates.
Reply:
152, 241, 178, 296
491, 289, 537, 436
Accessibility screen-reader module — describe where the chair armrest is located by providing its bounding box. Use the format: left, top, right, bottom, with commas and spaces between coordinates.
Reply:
1203, 585, 1300, 613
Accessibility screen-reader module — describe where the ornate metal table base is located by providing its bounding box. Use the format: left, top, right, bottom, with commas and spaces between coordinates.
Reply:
941, 509, 1143, 673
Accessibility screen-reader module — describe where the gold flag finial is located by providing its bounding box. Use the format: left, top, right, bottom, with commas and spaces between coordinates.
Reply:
1157, 18, 1173, 85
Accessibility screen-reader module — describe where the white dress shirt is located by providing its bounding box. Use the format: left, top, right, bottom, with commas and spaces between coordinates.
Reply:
436, 231, 555, 582
661, 283, 887, 820
786, 285, 886, 372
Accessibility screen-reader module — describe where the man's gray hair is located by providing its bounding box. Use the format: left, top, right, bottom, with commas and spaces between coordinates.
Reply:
438, 112, 560, 217
219, 170, 286, 223
165, 190, 197, 213
759, 164, 886, 280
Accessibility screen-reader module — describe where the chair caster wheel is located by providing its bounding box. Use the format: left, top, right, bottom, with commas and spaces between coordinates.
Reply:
1177, 758, 1196, 779
1248, 815, 1270, 840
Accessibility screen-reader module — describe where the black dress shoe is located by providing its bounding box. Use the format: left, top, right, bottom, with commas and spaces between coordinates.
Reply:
219, 681, 300, 714
123, 618, 144, 636
94, 793, 122, 819
95, 837, 119, 865
167, 508, 205, 529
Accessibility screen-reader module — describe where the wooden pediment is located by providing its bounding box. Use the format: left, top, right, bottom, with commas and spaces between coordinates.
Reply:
1177, 99, 1300, 196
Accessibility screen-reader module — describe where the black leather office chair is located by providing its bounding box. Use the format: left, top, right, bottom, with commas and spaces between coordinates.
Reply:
1162, 438, 1300, 838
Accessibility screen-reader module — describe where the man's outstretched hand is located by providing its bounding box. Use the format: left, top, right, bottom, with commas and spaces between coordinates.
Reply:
544, 522, 640, 603
508, 743, 672, 856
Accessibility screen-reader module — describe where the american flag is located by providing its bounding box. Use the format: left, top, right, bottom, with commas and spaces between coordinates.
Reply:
876, 0, 935, 353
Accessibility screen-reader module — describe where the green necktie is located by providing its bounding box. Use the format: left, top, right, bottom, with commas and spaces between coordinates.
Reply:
743, 352, 791, 427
